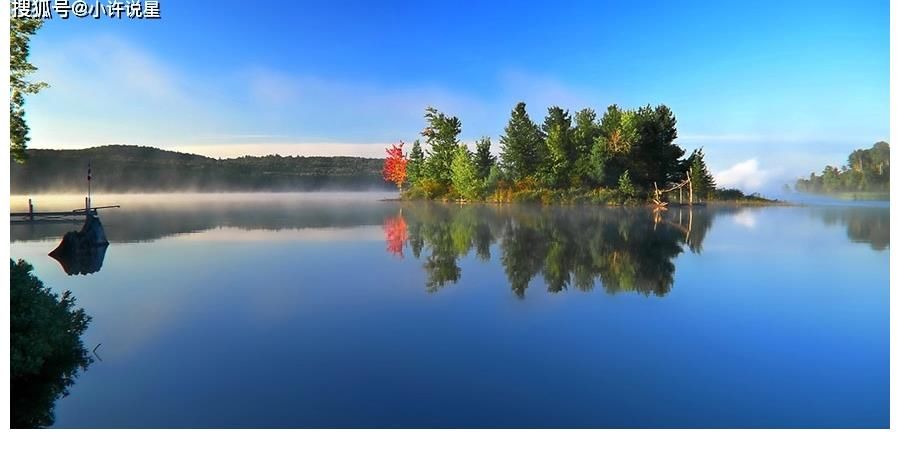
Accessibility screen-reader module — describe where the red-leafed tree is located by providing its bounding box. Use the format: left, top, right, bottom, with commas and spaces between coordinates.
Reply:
383, 213, 408, 258
382, 141, 408, 192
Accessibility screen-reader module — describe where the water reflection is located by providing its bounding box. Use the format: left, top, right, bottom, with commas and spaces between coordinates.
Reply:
11, 195, 396, 243
387, 203, 715, 297
814, 207, 889, 251
385, 203, 890, 298
48, 215, 109, 275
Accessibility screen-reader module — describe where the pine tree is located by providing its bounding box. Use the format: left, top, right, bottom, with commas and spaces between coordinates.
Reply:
617, 170, 636, 199
541, 106, 574, 188
473, 136, 495, 181
572, 108, 600, 187
499, 102, 544, 182
687, 148, 716, 200
407, 140, 425, 185
631, 104, 684, 189
421, 107, 462, 187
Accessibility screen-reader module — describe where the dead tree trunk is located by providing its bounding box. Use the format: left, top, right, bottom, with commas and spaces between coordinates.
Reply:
687, 170, 693, 206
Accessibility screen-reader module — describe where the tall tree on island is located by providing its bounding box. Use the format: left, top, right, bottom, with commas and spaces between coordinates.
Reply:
631, 104, 684, 189
542, 106, 574, 188
473, 137, 495, 181
594, 105, 637, 186
499, 102, 545, 182
421, 107, 462, 187
406, 140, 425, 186
687, 148, 716, 200
10, 16, 49, 163
572, 108, 600, 187
382, 142, 408, 193
451, 144, 481, 201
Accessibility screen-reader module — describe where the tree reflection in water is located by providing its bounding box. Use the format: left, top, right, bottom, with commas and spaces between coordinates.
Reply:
383, 213, 409, 258
816, 207, 889, 251
383, 203, 714, 298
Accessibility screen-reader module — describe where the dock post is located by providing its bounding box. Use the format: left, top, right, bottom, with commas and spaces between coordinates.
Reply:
85, 197, 91, 217
28, 198, 34, 221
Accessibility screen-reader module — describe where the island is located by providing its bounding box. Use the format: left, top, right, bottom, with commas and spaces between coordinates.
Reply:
385, 104, 772, 205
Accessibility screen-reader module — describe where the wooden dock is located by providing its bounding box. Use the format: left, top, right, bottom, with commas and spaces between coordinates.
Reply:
11, 198, 120, 223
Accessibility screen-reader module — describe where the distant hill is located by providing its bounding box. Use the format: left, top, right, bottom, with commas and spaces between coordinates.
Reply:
795, 142, 890, 195
10, 145, 393, 193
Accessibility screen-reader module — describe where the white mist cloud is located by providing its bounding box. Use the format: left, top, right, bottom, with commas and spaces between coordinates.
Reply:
714, 159, 775, 192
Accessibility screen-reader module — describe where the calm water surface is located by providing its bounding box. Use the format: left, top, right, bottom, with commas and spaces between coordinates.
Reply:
9, 193, 889, 428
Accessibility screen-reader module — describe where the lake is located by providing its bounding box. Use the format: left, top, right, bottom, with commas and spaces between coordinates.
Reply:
9, 193, 889, 428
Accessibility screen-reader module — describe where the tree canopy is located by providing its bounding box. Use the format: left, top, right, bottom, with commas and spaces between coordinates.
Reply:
403, 102, 745, 204
499, 102, 545, 182
795, 142, 890, 194
10, 16, 48, 163
421, 107, 462, 188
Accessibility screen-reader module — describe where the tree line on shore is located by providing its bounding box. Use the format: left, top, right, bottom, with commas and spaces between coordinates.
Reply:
794, 141, 890, 195
384, 103, 735, 204
11, 145, 393, 193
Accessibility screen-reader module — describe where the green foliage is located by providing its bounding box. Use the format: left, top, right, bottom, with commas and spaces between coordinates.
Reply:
571, 108, 600, 187
473, 136, 495, 181
796, 142, 890, 194
484, 165, 504, 193
593, 105, 638, 185
630, 104, 684, 189
421, 107, 462, 187
499, 102, 545, 182
450, 144, 481, 201
687, 148, 716, 200
10, 16, 49, 163
541, 106, 575, 188
407, 140, 425, 186
11, 259, 92, 428
617, 170, 637, 199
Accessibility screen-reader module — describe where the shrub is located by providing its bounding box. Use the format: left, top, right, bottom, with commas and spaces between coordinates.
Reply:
11, 259, 92, 428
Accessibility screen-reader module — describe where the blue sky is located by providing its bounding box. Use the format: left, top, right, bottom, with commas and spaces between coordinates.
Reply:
26, 0, 888, 192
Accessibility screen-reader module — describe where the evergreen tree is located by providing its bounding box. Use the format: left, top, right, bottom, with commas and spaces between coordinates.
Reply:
572, 108, 600, 187
499, 102, 545, 182
617, 170, 637, 199
407, 140, 425, 185
450, 144, 480, 201
421, 107, 462, 186
687, 148, 716, 200
473, 136, 495, 181
541, 106, 574, 188
631, 104, 684, 189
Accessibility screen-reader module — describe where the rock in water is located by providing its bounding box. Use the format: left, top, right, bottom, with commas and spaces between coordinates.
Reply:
48, 215, 109, 275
